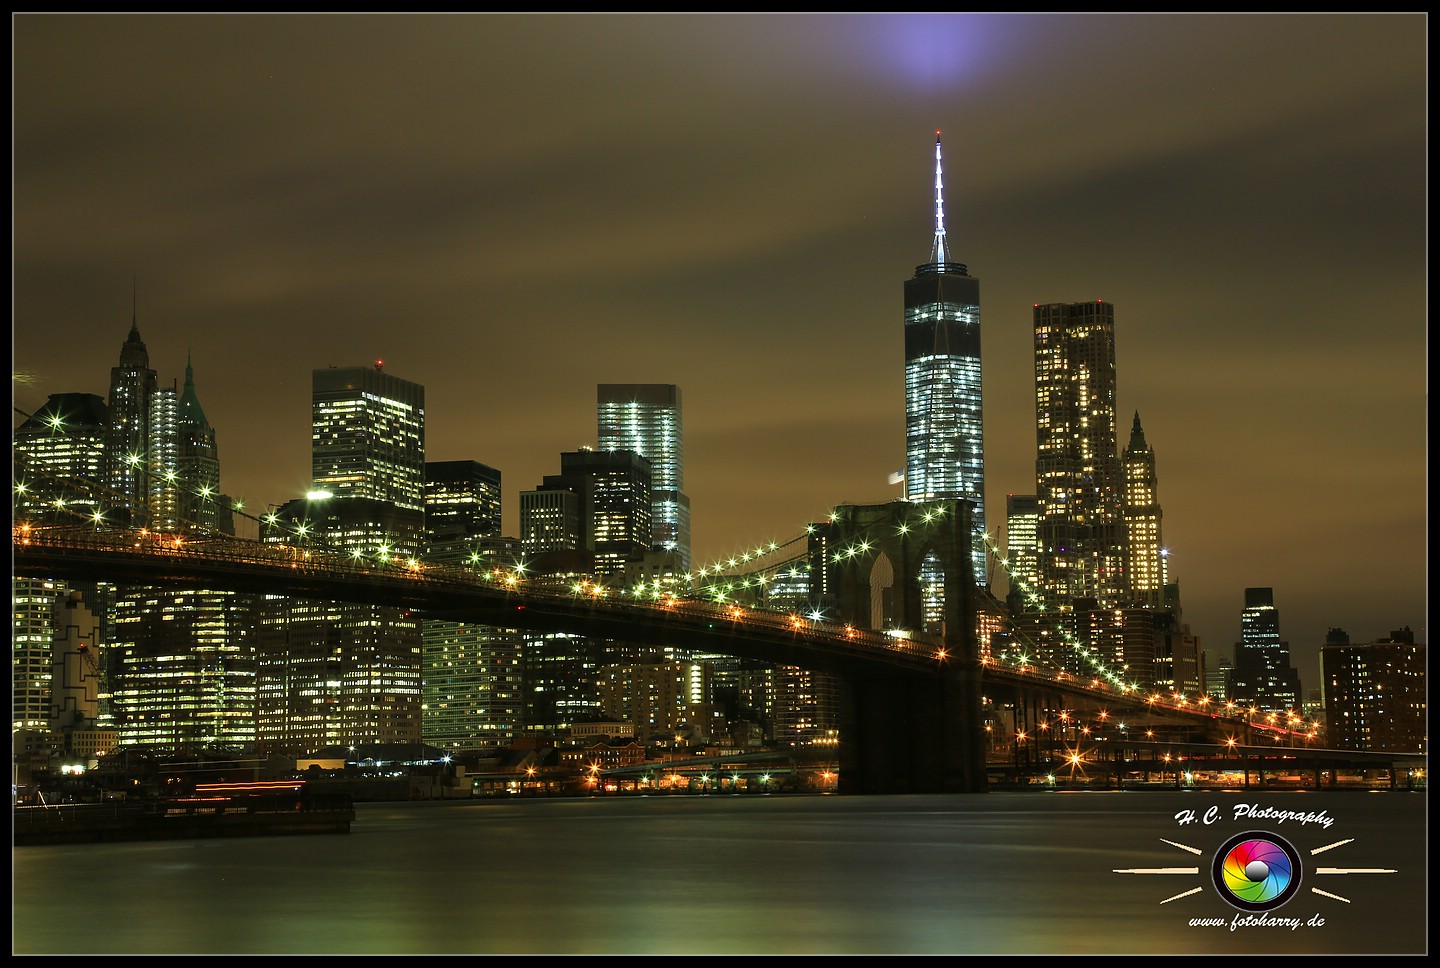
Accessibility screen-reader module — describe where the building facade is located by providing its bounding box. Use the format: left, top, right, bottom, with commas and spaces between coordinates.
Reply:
903, 133, 987, 587
312, 362, 426, 512
421, 460, 521, 750
13, 394, 111, 733
110, 356, 256, 749
528, 449, 653, 579
597, 384, 691, 573
1121, 412, 1166, 609
254, 364, 428, 755
1033, 300, 1126, 611
1322, 627, 1426, 754
104, 315, 158, 526
1003, 493, 1040, 610
1227, 587, 1302, 713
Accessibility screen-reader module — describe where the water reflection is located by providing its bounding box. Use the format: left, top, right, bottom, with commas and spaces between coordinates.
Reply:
12, 791, 1427, 955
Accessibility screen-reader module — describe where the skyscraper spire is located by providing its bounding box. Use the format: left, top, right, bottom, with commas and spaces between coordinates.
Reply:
904, 129, 985, 587
179, 351, 208, 427
929, 130, 950, 266
1129, 410, 1148, 451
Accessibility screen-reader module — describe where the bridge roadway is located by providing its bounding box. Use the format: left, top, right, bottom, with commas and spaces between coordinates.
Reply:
14, 523, 957, 680
12, 523, 1265, 790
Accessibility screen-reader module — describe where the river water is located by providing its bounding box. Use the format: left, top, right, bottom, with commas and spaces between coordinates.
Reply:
12, 790, 1427, 955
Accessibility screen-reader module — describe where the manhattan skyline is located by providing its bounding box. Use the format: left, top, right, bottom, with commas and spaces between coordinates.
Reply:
12, 14, 1427, 692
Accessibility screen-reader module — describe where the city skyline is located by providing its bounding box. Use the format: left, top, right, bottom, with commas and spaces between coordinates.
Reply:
12, 14, 1427, 693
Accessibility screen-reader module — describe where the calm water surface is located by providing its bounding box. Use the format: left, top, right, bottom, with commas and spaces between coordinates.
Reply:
12, 790, 1428, 955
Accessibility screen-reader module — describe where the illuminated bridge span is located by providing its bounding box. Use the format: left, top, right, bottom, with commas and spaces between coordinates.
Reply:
13, 522, 959, 677
13, 515, 1295, 794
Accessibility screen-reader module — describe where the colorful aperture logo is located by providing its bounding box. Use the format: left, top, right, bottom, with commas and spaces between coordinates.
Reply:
1211, 831, 1303, 911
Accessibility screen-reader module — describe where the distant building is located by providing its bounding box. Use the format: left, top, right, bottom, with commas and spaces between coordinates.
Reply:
254, 363, 427, 755
14, 392, 109, 522
311, 362, 426, 512
423, 459, 501, 548
48, 592, 117, 764
598, 384, 691, 573
111, 355, 253, 749
421, 459, 520, 750
1033, 300, 1125, 611
527, 449, 653, 579
596, 662, 722, 745
1003, 494, 1040, 609
1202, 649, 1233, 701
903, 132, 987, 587
1121, 412, 1166, 608
1227, 587, 1302, 713
1322, 627, 1426, 754
13, 393, 110, 733
104, 312, 158, 525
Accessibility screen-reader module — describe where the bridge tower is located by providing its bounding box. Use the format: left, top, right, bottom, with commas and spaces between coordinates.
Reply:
811, 499, 987, 793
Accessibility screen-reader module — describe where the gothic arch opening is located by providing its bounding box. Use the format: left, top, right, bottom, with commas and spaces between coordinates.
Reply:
868, 552, 894, 630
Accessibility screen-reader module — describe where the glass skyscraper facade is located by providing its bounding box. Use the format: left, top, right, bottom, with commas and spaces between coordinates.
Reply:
903, 134, 987, 587
597, 383, 690, 573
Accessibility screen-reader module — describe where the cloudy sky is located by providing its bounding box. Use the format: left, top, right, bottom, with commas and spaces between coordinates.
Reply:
13, 13, 1427, 694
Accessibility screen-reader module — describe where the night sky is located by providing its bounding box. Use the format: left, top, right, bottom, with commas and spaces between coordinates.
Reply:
13, 14, 1427, 696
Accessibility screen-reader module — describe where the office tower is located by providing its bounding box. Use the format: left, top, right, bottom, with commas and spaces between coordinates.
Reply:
421, 460, 520, 750
1227, 587, 1302, 713
424, 460, 502, 549
903, 132, 987, 587
1202, 649, 1233, 700
1004, 494, 1040, 609
174, 357, 225, 533
530, 449, 653, 579
1322, 627, 1426, 754
13, 394, 113, 734
1033, 300, 1125, 610
253, 364, 427, 755
1067, 604, 1156, 686
14, 393, 109, 522
312, 362, 426, 513
597, 384, 691, 573
147, 382, 179, 529
519, 488, 583, 558
1151, 611, 1202, 695
109, 353, 255, 749
111, 586, 258, 748
105, 312, 158, 525
516, 450, 655, 737
1122, 412, 1166, 608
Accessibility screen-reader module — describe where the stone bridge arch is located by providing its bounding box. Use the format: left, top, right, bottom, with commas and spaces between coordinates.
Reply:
809, 499, 987, 793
